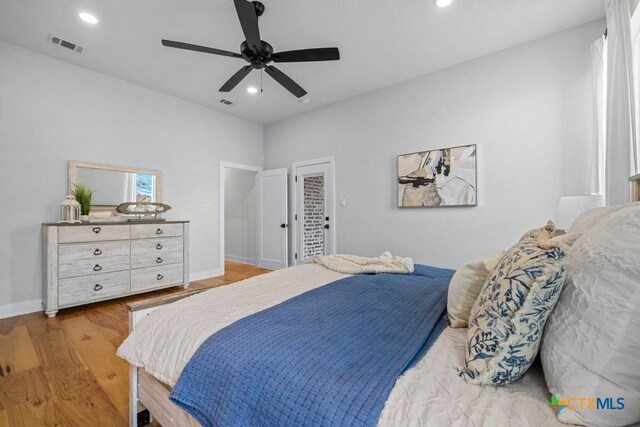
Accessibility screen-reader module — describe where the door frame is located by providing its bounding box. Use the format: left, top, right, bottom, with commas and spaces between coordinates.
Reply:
292, 157, 336, 266
219, 161, 263, 276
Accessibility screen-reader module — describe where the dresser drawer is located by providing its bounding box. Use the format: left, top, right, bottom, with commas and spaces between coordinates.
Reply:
59, 255, 130, 279
59, 271, 130, 307
59, 241, 130, 262
131, 237, 183, 269
131, 223, 183, 239
131, 264, 184, 292
58, 225, 130, 243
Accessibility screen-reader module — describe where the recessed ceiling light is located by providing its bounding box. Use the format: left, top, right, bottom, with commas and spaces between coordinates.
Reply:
435, 0, 453, 7
301, 98, 311, 104
78, 12, 99, 24
247, 86, 258, 94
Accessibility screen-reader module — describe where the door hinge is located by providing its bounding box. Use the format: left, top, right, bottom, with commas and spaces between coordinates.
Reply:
295, 175, 298, 182
295, 253, 298, 260
295, 214, 298, 220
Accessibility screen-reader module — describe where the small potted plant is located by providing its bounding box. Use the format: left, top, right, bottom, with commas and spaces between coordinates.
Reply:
72, 183, 95, 222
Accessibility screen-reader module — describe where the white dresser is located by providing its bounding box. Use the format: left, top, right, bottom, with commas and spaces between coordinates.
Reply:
42, 221, 189, 317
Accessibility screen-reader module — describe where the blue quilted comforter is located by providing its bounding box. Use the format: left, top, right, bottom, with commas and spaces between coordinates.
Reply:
169, 265, 453, 427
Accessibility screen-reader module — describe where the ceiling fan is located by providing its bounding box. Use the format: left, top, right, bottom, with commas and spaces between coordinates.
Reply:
161, 0, 340, 98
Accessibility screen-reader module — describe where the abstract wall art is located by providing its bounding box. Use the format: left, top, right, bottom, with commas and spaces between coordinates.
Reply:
397, 144, 477, 207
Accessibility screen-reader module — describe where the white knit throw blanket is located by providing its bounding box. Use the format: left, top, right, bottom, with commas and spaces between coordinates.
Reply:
307, 252, 414, 275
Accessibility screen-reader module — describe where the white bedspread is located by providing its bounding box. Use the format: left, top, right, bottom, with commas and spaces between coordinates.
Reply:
117, 264, 564, 427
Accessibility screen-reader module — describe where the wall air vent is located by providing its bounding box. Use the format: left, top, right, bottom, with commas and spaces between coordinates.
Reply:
47, 34, 86, 54
219, 99, 235, 106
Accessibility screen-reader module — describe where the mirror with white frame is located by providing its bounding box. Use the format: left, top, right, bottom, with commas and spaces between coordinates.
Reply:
68, 161, 162, 211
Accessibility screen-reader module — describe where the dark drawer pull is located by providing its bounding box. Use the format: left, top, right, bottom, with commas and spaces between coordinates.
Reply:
92, 227, 101, 234
156, 228, 163, 235
94, 284, 103, 291
94, 249, 102, 256
157, 274, 164, 281
156, 243, 163, 250
93, 264, 102, 272
156, 257, 163, 264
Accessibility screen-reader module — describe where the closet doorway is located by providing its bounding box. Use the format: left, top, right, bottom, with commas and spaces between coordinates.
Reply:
221, 163, 261, 269
292, 157, 336, 265
219, 162, 289, 274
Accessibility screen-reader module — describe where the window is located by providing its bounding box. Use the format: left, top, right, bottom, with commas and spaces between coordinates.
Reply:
126, 173, 155, 202
135, 173, 154, 202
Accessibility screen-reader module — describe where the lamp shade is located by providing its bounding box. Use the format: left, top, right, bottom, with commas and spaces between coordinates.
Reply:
554, 195, 605, 230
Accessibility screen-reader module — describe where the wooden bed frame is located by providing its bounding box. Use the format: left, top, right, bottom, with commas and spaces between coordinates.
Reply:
127, 289, 204, 427
124, 177, 640, 426
631, 174, 640, 202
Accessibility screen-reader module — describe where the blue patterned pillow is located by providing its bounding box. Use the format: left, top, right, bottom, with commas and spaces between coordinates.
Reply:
457, 225, 566, 386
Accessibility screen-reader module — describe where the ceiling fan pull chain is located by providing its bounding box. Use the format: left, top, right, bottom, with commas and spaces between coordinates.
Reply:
261, 69, 263, 93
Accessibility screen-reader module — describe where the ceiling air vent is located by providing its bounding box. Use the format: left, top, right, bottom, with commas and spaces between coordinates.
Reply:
47, 34, 86, 55
219, 99, 235, 106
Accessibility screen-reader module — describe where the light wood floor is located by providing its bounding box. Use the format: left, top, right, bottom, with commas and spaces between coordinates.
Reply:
0, 261, 270, 427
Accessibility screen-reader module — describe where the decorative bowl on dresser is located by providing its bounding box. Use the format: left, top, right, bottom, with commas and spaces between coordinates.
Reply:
42, 221, 189, 317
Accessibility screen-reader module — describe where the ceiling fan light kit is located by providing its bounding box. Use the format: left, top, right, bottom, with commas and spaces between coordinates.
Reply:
161, 0, 340, 98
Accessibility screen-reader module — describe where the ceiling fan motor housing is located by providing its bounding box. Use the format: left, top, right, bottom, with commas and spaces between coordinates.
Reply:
241, 40, 273, 68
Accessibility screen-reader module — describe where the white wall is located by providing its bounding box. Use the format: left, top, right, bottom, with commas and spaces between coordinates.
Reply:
224, 168, 257, 264
0, 40, 263, 316
264, 20, 604, 269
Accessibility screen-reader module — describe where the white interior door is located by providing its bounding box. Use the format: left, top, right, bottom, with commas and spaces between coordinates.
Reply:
256, 168, 288, 270
293, 160, 335, 265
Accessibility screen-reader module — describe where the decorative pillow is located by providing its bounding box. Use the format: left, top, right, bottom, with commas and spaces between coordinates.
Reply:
447, 250, 506, 328
541, 203, 640, 426
457, 222, 566, 386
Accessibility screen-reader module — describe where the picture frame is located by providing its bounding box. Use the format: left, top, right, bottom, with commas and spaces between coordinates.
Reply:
397, 144, 477, 208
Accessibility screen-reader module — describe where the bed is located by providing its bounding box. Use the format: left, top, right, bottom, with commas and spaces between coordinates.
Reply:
117, 263, 562, 427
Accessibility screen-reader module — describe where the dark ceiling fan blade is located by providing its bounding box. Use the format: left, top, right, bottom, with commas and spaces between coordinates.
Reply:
219, 65, 254, 92
233, 0, 261, 53
161, 39, 243, 58
265, 65, 307, 98
272, 47, 340, 63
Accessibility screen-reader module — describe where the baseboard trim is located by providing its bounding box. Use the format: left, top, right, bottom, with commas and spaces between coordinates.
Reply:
0, 270, 230, 319
0, 271, 230, 319
0, 299, 42, 319
190, 268, 223, 282
224, 255, 256, 266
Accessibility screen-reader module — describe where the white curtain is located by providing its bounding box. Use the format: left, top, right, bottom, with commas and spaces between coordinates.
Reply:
125, 173, 136, 202
632, 0, 640, 177
604, 0, 638, 205
591, 37, 607, 195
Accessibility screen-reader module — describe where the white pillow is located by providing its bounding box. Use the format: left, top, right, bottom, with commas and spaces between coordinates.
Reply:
447, 250, 506, 328
568, 204, 632, 234
541, 202, 640, 426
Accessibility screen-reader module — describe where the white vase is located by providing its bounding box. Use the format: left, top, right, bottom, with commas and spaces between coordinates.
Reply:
81, 215, 90, 222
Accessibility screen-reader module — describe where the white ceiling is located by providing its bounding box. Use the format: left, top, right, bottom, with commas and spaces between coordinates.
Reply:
0, 0, 605, 124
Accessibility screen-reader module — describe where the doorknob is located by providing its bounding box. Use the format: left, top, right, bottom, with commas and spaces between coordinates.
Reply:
280, 223, 287, 228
